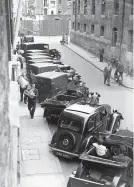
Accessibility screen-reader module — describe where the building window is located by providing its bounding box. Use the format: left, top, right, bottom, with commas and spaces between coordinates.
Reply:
84, 0, 87, 15
44, 0, 47, 7
44, 8, 47, 15
112, 28, 118, 47
101, 0, 105, 15
72, 22, 75, 29
91, 25, 94, 34
51, 10, 54, 15
58, 0, 61, 4
92, 0, 95, 15
78, 0, 80, 14
128, 30, 133, 52
131, 0, 133, 15
100, 26, 104, 36
51, 1, 55, 7
73, 2, 76, 15
84, 24, 87, 32
78, 23, 80, 30
114, 0, 119, 15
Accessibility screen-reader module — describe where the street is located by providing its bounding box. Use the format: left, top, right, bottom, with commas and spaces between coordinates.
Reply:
20, 36, 133, 187
35, 36, 133, 131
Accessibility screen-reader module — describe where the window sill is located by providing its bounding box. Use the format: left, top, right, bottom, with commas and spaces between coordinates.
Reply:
100, 36, 104, 38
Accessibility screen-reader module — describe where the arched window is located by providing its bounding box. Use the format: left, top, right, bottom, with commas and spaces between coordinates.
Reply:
51, 10, 54, 15
112, 28, 118, 47
84, 0, 87, 15
100, 26, 104, 36
91, 25, 94, 34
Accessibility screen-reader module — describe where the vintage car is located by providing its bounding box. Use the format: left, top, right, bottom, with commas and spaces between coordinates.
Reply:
67, 144, 133, 187
35, 71, 69, 102
49, 103, 123, 158
41, 83, 89, 122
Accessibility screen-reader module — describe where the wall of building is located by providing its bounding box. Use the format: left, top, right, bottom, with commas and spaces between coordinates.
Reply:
0, 0, 11, 186
71, 0, 133, 66
57, 0, 72, 15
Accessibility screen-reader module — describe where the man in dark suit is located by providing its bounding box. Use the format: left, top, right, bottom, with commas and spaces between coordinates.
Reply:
27, 84, 38, 119
99, 46, 104, 62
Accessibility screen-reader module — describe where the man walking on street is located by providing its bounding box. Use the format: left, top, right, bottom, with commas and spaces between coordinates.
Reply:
103, 63, 112, 86
117, 61, 124, 84
27, 84, 38, 119
99, 46, 104, 62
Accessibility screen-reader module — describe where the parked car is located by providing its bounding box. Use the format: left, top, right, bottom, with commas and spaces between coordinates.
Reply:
49, 103, 123, 159
41, 84, 89, 122
67, 142, 133, 187
35, 71, 68, 102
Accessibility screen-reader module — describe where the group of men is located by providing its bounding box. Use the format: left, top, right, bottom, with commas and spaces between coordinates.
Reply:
99, 46, 124, 86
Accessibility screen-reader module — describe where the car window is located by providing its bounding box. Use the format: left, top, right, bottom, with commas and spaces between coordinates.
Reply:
87, 117, 95, 131
96, 113, 101, 124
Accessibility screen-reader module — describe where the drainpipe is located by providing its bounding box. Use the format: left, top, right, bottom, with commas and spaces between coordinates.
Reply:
13, 0, 22, 50
119, 0, 125, 60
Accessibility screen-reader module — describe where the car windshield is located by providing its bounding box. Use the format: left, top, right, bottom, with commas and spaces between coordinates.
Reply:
59, 112, 84, 132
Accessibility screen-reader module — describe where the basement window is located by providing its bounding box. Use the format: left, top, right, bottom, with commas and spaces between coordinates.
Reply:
78, 23, 80, 30
91, 25, 94, 34
114, 0, 119, 15
112, 28, 118, 47
100, 26, 104, 36
84, 24, 87, 32
92, 0, 95, 15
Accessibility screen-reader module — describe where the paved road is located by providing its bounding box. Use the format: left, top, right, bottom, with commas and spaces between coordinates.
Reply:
33, 36, 133, 186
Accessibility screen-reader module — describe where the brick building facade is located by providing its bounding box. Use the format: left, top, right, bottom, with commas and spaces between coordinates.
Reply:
70, 0, 133, 66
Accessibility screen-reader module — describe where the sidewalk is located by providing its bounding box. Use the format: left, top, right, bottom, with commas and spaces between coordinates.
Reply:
65, 42, 134, 89
19, 102, 65, 187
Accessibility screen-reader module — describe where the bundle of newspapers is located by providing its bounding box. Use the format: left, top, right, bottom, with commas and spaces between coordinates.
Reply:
24, 89, 35, 99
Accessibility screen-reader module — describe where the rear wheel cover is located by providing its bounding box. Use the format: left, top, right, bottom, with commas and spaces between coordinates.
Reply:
57, 132, 76, 152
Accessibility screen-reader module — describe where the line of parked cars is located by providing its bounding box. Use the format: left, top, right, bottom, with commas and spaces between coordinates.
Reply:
20, 35, 133, 187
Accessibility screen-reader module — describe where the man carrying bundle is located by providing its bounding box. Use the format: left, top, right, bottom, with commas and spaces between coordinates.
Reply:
27, 84, 38, 119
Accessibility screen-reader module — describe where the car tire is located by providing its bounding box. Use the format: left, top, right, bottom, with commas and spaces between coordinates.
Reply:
57, 132, 76, 152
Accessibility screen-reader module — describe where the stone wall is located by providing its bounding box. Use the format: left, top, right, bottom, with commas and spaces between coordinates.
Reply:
71, 0, 133, 66
0, 1, 18, 187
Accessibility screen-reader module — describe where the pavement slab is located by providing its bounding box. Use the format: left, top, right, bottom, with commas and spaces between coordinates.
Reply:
20, 114, 65, 187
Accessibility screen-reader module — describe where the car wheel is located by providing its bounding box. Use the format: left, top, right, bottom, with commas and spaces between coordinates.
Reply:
57, 132, 76, 152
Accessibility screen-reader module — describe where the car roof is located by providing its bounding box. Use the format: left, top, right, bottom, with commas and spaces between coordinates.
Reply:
22, 42, 49, 45
65, 103, 100, 115
35, 71, 67, 79
29, 63, 57, 68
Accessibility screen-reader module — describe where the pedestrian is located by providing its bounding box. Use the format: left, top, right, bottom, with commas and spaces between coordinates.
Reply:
103, 63, 112, 86
116, 61, 124, 84
30, 70, 36, 84
17, 50, 23, 69
27, 84, 38, 119
18, 73, 29, 102
16, 42, 20, 53
99, 46, 104, 62
88, 92, 100, 105
24, 84, 31, 104
107, 63, 112, 86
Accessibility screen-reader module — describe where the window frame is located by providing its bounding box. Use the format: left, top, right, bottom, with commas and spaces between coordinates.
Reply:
92, 0, 95, 15
78, 0, 81, 15
101, 0, 105, 15
84, 24, 87, 32
91, 24, 95, 34
84, 0, 87, 15
112, 28, 118, 47
114, 0, 119, 15
100, 25, 104, 36
128, 30, 133, 52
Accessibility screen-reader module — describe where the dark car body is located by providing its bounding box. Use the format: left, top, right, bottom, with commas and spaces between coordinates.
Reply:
67, 147, 133, 187
21, 35, 34, 43
49, 103, 123, 158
